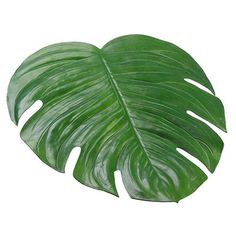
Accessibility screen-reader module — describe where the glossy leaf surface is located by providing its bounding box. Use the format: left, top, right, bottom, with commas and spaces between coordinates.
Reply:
7, 35, 226, 202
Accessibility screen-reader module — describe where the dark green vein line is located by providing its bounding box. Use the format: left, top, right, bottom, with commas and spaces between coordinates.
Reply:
99, 52, 153, 169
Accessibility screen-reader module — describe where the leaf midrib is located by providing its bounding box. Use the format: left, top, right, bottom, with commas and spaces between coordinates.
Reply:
99, 52, 152, 168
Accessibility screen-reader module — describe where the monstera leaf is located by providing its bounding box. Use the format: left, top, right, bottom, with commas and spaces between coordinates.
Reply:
7, 35, 226, 202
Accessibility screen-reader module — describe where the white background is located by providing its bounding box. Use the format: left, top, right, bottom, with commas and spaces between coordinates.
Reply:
0, 0, 235, 235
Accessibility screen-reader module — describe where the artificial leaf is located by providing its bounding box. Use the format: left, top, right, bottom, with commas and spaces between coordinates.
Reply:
7, 35, 226, 202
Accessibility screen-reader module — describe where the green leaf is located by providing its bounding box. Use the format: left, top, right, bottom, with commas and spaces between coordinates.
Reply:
7, 35, 226, 202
